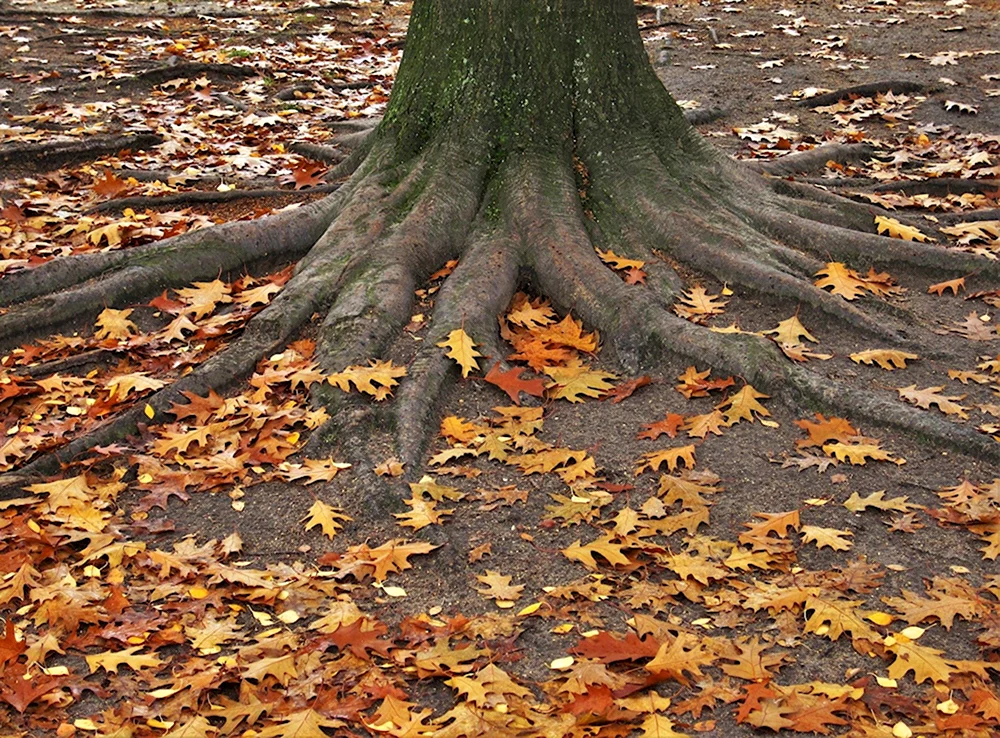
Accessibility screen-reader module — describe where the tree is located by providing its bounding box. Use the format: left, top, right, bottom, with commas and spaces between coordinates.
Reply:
1, 0, 997, 486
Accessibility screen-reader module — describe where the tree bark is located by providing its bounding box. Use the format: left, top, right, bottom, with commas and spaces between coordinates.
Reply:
381, 0, 705, 166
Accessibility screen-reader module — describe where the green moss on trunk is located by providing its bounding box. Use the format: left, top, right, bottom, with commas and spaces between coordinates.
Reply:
380, 0, 706, 167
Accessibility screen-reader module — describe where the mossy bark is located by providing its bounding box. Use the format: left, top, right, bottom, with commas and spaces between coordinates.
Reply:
380, 0, 705, 167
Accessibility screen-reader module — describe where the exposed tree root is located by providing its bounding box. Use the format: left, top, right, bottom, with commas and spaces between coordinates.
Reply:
683, 108, 726, 126
0, 184, 351, 342
796, 80, 925, 108
288, 143, 348, 165
134, 63, 260, 84
749, 143, 875, 177
394, 220, 520, 468
86, 184, 339, 215
3, 103, 1000, 494
872, 178, 1000, 197
0, 132, 163, 174
939, 208, 1000, 224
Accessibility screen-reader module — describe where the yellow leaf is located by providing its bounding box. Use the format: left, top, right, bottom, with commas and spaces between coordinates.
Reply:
635, 445, 697, 475
437, 328, 482, 378
302, 500, 351, 539
544, 361, 617, 402
850, 349, 919, 370
596, 248, 645, 271
326, 360, 407, 400
764, 315, 817, 345
801, 525, 854, 551
814, 262, 867, 300
673, 285, 728, 323
85, 646, 163, 674
94, 308, 137, 341
875, 215, 934, 243
716, 385, 770, 425
175, 279, 233, 320
844, 490, 920, 513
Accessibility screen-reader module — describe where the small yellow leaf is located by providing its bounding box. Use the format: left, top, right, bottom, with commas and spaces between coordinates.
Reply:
517, 602, 542, 617
144, 403, 155, 419
549, 656, 575, 670
437, 328, 482, 378
900, 626, 925, 640
876, 215, 934, 243
937, 699, 959, 714
876, 676, 898, 688
892, 721, 913, 738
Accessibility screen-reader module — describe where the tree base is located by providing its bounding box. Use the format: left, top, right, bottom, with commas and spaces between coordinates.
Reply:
1, 122, 999, 492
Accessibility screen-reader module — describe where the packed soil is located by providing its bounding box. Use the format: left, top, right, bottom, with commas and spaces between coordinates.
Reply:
2, 0, 1000, 737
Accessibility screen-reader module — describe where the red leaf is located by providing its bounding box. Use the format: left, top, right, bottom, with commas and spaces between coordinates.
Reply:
737, 682, 776, 724
570, 630, 661, 663
638, 413, 685, 440
602, 375, 651, 403
92, 170, 128, 199
484, 362, 546, 404
0, 620, 25, 666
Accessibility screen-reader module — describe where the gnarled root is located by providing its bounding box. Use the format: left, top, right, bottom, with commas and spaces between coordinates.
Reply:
4, 120, 1000, 493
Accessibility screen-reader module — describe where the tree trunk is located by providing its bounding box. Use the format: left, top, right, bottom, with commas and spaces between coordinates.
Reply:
4, 0, 1000, 486
382, 0, 705, 166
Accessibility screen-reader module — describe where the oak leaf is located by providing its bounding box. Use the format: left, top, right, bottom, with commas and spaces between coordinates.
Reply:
394, 495, 452, 530
326, 360, 407, 400
882, 589, 977, 630
484, 362, 545, 404
850, 349, 918, 370
85, 646, 164, 674
717, 385, 770, 425
645, 633, 716, 685
844, 490, 920, 513
928, 277, 965, 295
175, 279, 232, 320
506, 292, 556, 328
674, 285, 728, 323
885, 634, 954, 684
636, 445, 697, 474
438, 328, 482, 378
823, 441, 897, 465
794, 414, 859, 448
94, 308, 137, 341
719, 637, 787, 681
875, 215, 934, 242
562, 535, 631, 570
676, 366, 734, 398
303, 500, 351, 539
475, 570, 524, 604
639, 413, 686, 440
256, 709, 344, 738
949, 311, 1000, 341
801, 525, 854, 551
814, 262, 868, 300
637, 712, 692, 738
284, 459, 351, 484
596, 247, 645, 271
682, 410, 727, 439
739, 510, 800, 545
764, 315, 818, 345
897, 385, 969, 419
544, 362, 617, 402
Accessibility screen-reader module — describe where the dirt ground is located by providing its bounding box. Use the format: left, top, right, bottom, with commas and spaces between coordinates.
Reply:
2, 0, 1000, 737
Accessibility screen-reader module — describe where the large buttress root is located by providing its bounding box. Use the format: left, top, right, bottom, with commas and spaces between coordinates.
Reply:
394, 219, 520, 468
514, 152, 1000, 463
0, 148, 398, 481
0, 182, 348, 343
305, 140, 494, 466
